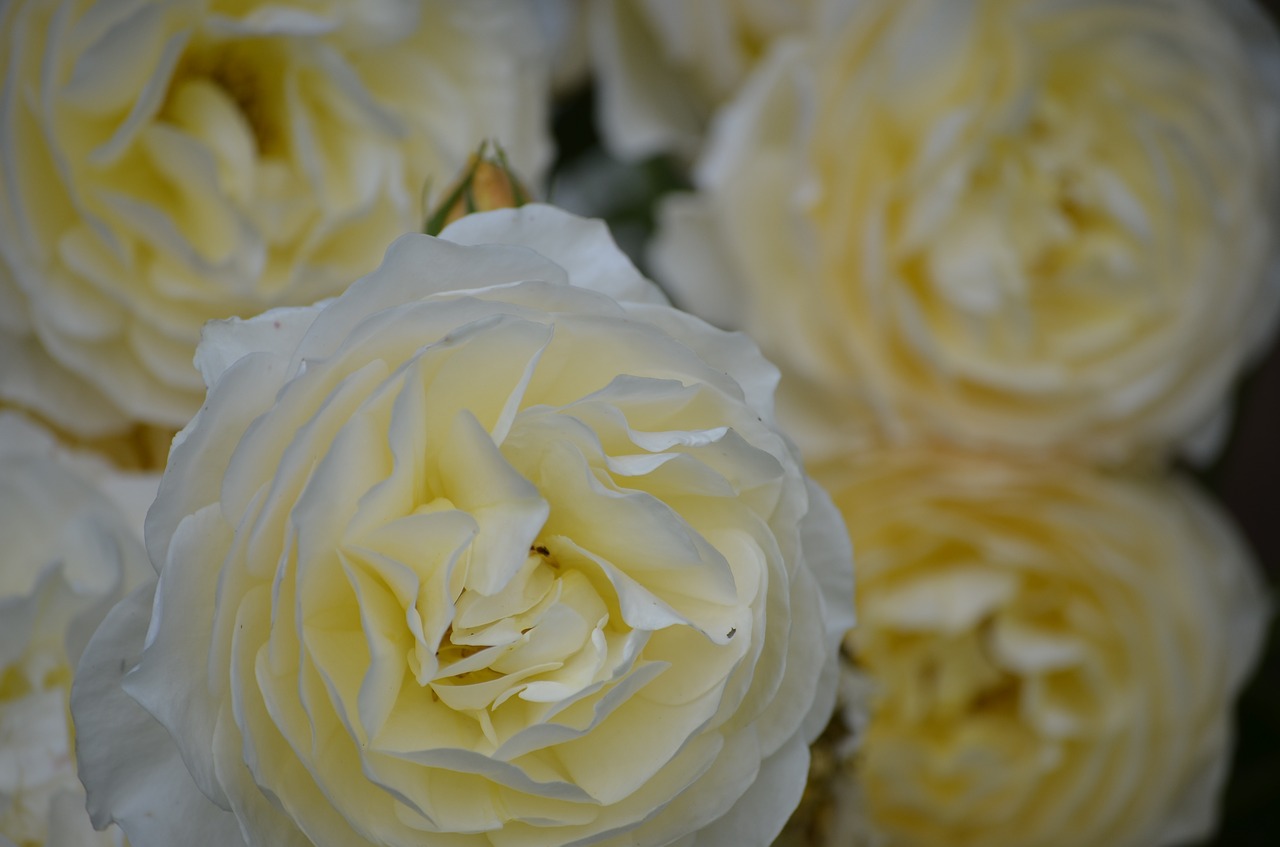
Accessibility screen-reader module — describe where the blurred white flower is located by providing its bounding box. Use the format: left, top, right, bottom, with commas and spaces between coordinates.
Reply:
0, 412, 156, 846
532, 0, 592, 94
71, 206, 854, 847
818, 446, 1269, 847
589, 0, 816, 160
654, 0, 1280, 465
0, 0, 553, 436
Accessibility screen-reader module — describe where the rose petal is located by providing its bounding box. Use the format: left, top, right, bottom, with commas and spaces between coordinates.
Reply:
441, 204, 668, 306
71, 583, 247, 847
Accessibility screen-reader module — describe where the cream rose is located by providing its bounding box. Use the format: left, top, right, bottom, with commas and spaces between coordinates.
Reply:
589, 0, 816, 161
71, 206, 854, 847
0, 0, 551, 437
815, 447, 1269, 847
653, 0, 1280, 465
0, 412, 156, 846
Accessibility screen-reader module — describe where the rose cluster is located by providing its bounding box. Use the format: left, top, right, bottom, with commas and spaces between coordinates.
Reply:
0, 1, 1276, 847
648, 0, 1279, 845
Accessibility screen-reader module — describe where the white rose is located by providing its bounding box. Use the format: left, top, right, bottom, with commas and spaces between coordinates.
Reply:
589, 0, 816, 161
653, 0, 1280, 465
816, 447, 1269, 847
0, 412, 156, 846
71, 205, 854, 847
0, 0, 552, 437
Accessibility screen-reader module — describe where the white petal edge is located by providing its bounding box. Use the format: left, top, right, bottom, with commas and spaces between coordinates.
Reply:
620, 301, 781, 428
195, 303, 323, 388
689, 734, 810, 847
441, 204, 668, 305
288, 233, 570, 366
71, 583, 248, 847
797, 476, 856, 743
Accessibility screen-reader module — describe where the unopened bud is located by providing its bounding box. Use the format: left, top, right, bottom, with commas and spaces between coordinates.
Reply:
424, 141, 531, 236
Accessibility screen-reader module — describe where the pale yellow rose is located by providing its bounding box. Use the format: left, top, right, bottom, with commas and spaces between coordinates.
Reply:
0, 412, 156, 846
589, 0, 816, 160
0, 0, 552, 437
817, 446, 1269, 847
71, 206, 854, 847
654, 0, 1280, 465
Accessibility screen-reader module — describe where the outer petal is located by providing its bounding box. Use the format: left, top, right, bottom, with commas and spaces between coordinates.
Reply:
72, 583, 248, 847
796, 477, 855, 743
196, 303, 322, 387
288, 233, 569, 365
619, 302, 781, 429
688, 735, 810, 847
442, 204, 668, 306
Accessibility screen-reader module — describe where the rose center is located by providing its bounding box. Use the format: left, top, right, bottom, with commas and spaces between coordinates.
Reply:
882, 620, 1021, 723
904, 84, 1156, 364
866, 588, 1106, 742
163, 36, 289, 157
426, 542, 616, 720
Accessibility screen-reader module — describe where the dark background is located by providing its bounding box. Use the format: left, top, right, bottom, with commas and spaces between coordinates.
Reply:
549, 3, 1280, 839
1204, 297, 1280, 844
1194, 1, 1280, 843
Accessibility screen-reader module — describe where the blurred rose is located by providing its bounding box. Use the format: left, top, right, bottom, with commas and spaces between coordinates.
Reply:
654, 0, 1280, 465
589, 0, 815, 160
71, 206, 854, 847
817, 446, 1269, 847
0, 0, 552, 437
0, 412, 155, 846
532, 0, 591, 94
